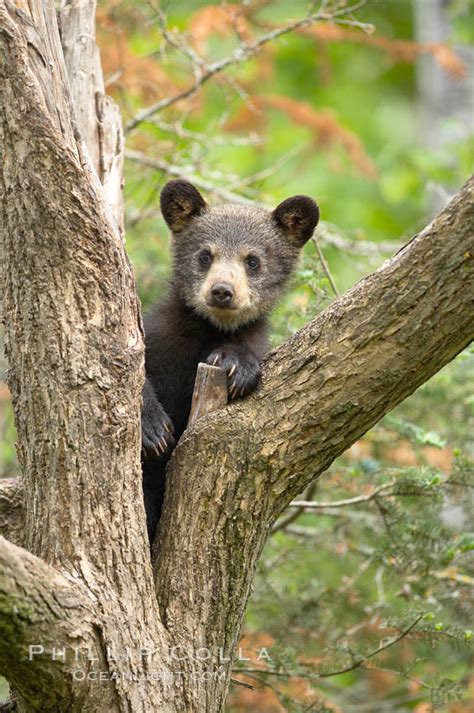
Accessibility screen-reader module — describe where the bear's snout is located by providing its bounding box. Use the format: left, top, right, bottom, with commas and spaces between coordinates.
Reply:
210, 282, 235, 307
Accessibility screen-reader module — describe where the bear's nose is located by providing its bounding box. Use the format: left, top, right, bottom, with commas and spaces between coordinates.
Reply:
211, 283, 234, 306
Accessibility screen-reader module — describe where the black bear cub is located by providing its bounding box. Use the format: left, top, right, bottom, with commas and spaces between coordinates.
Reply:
142, 179, 319, 542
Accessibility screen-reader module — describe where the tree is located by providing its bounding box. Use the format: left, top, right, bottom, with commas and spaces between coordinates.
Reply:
0, 1, 473, 711
414, 0, 474, 214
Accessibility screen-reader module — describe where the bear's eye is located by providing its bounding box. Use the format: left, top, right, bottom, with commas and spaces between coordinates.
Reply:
245, 255, 260, 271
199, 249, 213, 266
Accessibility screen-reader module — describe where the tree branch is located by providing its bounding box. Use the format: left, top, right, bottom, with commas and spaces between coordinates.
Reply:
289, 480, 397, 509
125, 149, 254, 204
153, 176, 474, 708
0, 536, 109, 711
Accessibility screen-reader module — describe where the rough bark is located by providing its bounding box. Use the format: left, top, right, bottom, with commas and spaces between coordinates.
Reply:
0, 479, 23, 547
1, 0, 473, 711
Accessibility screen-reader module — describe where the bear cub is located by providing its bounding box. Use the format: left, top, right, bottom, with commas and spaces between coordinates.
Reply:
142, 179, 319, 543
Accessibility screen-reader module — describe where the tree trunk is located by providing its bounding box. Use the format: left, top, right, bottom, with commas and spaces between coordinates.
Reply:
1, 1, 473, 711
414, 0, 474, 213
1, 1, 172, 710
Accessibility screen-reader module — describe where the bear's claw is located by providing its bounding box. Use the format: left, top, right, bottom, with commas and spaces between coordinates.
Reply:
206, 347, 261, 401
141, 402, 175, 461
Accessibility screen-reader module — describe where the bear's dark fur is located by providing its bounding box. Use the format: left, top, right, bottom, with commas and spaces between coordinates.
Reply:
142, 180, 319, 542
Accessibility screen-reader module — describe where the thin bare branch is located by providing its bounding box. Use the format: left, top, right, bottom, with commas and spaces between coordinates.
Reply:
317, 615, 423, 678
124, 149, 253, 203
146, 118, 262, 146
290, 480, 397, 509
312, 235, 340, 296
229, 677, 255, 690
271, 481, 318, 534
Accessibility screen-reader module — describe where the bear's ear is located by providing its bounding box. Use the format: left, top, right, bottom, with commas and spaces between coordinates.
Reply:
160, 179, 207, 233
272, 195, 319, 246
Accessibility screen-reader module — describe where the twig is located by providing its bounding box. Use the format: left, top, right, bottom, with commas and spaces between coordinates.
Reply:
236, 615, 423, 680
285, 516, 378, 537
125, 147, 305, 204
230, 676, 255, 690
358, 663, 432, 691
318, 615, 423, 678
152, 4, 207, 72
289, 480, 397, 509
318, 222, 402, 256
145, 118, 262, 146
124, 149, 254, 204
125, 1, 368, 133
224, 145, 303, 190
312, 235, 339, 296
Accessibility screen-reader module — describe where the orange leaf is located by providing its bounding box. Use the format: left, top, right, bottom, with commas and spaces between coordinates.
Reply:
189, 4, 253, 54
261, 95, 377, 178
302, 25, 466, 79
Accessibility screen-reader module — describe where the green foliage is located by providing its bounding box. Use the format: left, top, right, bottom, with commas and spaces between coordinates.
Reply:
384, 415, 447, 448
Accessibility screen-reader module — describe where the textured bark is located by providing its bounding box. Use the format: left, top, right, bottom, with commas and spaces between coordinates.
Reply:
1, 0, 473, 711
0, 479, 23, 547
0, 362, 227, 553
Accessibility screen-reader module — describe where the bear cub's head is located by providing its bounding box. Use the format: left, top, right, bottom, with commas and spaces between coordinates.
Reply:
161, 179, 319, 331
